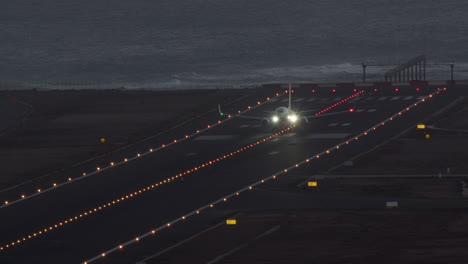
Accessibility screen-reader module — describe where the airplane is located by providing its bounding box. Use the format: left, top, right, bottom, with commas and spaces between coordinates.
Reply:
219, 84, 357, 128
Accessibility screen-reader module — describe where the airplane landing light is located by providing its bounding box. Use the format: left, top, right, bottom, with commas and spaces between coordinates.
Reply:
287, 115, 298, 122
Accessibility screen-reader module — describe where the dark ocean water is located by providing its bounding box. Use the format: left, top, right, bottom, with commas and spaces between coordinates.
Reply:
1, 0, 467, 89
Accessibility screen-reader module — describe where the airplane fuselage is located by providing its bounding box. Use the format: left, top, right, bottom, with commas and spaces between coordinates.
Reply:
271, 106, 298, 125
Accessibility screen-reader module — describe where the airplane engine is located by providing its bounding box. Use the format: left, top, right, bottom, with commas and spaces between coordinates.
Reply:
261, 119, 271, 127
293, 116, 308, 127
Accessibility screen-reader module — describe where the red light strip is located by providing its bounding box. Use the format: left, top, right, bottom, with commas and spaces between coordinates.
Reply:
314, 90, 364, 116
81, 88, 446, 264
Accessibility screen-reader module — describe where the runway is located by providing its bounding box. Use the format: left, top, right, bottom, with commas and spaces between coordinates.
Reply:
0, 86, 455, 263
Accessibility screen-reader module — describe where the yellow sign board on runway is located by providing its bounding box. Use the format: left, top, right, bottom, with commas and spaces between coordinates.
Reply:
226, 219, 237, 225
308, 181, 318, 187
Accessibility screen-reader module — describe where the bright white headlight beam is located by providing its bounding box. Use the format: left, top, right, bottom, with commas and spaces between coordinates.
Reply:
288, 115, 298, 122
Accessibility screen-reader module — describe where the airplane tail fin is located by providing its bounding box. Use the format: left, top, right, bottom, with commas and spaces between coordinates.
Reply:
288, 83, 292, 110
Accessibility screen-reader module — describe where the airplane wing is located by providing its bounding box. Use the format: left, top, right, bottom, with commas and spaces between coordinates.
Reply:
234, 114, 269, 121
218, 104, 269, 121
302, 110, 353, 119
299, 97, 359, 115
297, 109, 318, 114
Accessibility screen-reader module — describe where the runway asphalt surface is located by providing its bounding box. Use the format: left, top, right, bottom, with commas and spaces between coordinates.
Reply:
0, 86, 457, 264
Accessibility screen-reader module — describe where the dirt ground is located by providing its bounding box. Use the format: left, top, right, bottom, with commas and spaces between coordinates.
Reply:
0, 89, 253, 189
153, 210, 468, 264
311, 178, 465, 199
334, 98, 468, 176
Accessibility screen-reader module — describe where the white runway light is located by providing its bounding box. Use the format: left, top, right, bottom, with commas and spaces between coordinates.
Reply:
288, 115, 298, 122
